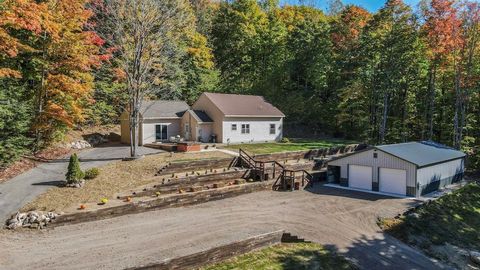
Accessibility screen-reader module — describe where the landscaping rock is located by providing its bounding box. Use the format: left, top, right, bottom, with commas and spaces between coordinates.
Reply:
470, 251, 480, 265
6, 211, 57, 230
65, 179, 85, 188
69, 140, 92, 150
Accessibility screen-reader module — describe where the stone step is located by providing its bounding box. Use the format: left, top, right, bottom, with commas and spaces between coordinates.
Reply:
281, 232, 311, 243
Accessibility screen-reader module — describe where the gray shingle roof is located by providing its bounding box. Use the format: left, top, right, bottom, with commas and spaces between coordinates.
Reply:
140, 100, 189, 119
191, 110, 213, 123
376, 141, 466, 167
204, 92, 285, 117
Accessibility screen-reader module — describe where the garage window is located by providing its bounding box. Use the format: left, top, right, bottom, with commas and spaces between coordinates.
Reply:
241, 124, 250, 134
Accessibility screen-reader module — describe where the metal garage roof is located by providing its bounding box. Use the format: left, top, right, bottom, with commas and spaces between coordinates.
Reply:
376, 141, 466, 167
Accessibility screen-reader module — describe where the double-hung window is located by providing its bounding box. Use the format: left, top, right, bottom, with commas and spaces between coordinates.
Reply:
241, 124, 250, 134
269, 124, 276, 134
232, 124, 237, 131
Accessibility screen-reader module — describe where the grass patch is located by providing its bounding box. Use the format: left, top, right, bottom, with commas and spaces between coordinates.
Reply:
379, 183, 480, 266
202, 243, 355, 270
223, 138, 356, 155
21, 151, 230, 213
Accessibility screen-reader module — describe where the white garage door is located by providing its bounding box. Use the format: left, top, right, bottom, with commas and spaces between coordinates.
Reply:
379, 168, 407, 196
348, 165, 372, 190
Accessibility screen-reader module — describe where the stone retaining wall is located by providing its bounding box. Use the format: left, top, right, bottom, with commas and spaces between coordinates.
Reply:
51, 182, 271, 228
253, 144, 368, 161
129, 230, 285, 270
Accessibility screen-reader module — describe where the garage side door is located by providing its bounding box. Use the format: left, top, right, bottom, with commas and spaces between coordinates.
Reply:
348, 165, 372, 190
379, 168, 407, 196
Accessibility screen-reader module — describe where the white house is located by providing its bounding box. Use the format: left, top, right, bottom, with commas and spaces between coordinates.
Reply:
120, 92, 285, 145
327, 141, 466, 197
190, 93, 285, 144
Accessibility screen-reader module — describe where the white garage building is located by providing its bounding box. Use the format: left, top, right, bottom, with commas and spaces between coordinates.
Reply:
327, 141, 466, 197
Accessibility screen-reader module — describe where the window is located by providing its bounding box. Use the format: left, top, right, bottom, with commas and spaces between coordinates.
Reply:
241, 124, 250, 134
373, 152, 378, 158
232, 124, 237, 131
269, 124, 276, 134
155, 124, 168, 141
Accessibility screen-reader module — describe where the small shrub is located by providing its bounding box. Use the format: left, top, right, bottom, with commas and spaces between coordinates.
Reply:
84, 168, 100, 180
100, 198, 108, 205
66, 153, 84, 184
281, 137, 291, 143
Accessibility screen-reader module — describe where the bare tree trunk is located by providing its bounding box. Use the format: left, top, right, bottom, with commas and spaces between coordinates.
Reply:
400, 84, 408, 142
379, 92, 389, 144
427, 65, 437, 141
100, 0, 193, 158
453, 61, 461, 149
34, 31, 48, 151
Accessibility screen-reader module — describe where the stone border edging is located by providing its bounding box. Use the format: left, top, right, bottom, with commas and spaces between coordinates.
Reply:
252, 143, 367, 161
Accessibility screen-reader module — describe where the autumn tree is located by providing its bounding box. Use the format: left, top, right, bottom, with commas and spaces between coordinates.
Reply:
421, 0, 462, 141
102, 0, 194, 157
33, 0, 104, 145
348, 0, 427, 143
0, 0, 47, 78
452, 1, 480, 149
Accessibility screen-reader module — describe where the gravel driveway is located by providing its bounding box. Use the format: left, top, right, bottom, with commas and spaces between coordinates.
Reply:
0, 185, 448, 270
0, 144, 163, 221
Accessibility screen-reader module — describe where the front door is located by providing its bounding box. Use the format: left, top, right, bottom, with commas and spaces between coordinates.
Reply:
155, 124, 168, 141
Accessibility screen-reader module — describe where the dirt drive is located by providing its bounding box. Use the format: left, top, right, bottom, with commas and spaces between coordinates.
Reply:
0, 185, 446, 270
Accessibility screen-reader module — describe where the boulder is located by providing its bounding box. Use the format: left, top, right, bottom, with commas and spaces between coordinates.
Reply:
5, 211, 58, 230
470, 251, 480, 265
69, 140, 92, 150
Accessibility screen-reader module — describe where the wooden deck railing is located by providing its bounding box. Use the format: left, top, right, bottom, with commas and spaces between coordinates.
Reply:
237, 149, 313, 191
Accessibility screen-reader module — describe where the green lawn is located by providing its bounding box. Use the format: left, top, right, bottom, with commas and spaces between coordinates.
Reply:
379, 183, 480, 267
202, 243, 355, 270
223, 138, 357, 155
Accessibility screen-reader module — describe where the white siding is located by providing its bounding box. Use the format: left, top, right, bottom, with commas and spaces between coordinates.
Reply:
417, 158, 464, 187
222, 117, 283, 144
329, 149, 417, 188
141, 119, 181, 145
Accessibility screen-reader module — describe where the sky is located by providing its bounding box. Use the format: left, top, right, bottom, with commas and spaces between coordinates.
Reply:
280, 0, 422, 12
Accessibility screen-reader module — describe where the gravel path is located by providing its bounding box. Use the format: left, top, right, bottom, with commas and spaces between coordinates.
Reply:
0, 185, 447, 270
0, 145, 163, 221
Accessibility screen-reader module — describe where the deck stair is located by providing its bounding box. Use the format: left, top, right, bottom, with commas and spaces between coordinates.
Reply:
235, 149, 314, 191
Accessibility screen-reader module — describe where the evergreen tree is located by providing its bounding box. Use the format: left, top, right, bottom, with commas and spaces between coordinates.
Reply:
65, 153, 84, 184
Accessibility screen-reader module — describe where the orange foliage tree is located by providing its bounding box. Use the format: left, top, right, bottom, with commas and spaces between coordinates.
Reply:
0, 0, 47, 78
33, 0, 104, 142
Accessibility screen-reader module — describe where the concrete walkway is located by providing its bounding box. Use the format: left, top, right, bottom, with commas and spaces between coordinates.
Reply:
0, 144, 163, 221
0, 185, 449, 270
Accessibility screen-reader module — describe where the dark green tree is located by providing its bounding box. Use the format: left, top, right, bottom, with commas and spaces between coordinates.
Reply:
65, 153, 84, 184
